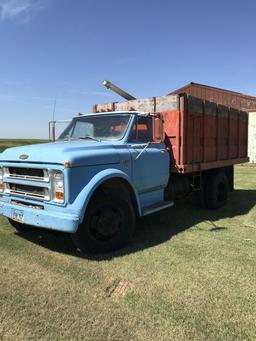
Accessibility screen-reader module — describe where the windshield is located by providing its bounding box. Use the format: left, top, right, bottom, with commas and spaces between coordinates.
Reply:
58, 114, 132, 141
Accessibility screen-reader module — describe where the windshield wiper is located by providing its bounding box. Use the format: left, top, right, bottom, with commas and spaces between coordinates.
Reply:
79, 135, 101, 142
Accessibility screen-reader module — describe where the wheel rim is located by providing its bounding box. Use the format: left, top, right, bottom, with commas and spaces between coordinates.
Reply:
89, 205, 122, 242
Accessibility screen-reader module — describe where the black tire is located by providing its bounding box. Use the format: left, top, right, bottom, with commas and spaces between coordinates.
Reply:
8, 218, 28, 232
71, 190, 136, 254
205, 172, 229, 209
194, 190, 206, 208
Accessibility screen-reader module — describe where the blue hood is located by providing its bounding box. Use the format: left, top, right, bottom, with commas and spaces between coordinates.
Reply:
0, 141, 120, 167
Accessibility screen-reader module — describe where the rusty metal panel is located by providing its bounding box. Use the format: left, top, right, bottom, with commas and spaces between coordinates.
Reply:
187, 96, 203, 114
162, 110, 180, 167
186, 111, 203, 163
164, 94, 248, 173
205, 100, 217, 116
93, 102, 115, 113
204, 101, 217, 162
115, 98, 155, 112
155, 95, 179, 112
93, 95, 179, 114
217, 105, 229, 160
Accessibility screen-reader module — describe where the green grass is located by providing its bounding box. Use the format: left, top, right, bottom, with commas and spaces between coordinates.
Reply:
0, 141, 256, 340
0, 139, 47, 153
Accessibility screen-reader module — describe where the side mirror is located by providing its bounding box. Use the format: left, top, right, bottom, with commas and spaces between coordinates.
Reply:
153, 114, 165, 142
48, 119, 72, 142
49, 121, 56, 142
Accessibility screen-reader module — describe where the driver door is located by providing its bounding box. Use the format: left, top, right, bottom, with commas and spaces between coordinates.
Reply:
128, 115, 169, 194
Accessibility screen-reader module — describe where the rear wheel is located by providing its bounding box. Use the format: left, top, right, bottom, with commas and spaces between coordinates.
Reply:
194, 190, 206, 208
205, 172, 229, 209
71, 190, 136, 254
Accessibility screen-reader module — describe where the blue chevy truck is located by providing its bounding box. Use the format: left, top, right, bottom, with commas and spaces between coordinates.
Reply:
0, 89, 249, 253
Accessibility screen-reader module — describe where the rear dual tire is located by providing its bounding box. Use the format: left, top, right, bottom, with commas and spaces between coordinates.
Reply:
195, 171, 229, 209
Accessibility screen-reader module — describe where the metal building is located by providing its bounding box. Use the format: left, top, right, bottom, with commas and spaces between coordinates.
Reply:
249, 112, 256, 163
169, 82, 256, 163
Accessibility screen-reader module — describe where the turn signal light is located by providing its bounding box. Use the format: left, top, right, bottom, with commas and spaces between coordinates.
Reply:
55, 191, 64, 201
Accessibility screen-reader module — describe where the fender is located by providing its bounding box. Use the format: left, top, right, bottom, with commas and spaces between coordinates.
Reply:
72, 168, 142, 228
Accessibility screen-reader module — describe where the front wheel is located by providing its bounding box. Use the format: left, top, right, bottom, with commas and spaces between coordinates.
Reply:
71, 190, 136, 254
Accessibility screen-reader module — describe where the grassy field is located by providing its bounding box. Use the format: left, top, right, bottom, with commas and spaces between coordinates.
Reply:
0, 139, 47, 153
0, 141, 256, 340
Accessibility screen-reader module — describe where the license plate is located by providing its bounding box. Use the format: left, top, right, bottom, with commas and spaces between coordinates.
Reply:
12, 209, 24, 223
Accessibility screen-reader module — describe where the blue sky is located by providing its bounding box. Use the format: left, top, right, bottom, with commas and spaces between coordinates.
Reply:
0, 0, 256, 138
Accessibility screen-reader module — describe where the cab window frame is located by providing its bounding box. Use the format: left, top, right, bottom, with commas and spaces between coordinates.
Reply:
129, 115, 153, 143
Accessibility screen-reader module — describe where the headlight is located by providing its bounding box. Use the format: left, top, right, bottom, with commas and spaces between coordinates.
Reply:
52, 170, 64, 203
54, 172, 64, 190
0, 167, 3, 193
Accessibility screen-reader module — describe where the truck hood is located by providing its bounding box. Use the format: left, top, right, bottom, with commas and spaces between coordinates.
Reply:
0, 140, 120, 167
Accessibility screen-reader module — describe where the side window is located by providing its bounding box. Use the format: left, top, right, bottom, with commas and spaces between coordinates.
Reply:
130, 116, 153, 142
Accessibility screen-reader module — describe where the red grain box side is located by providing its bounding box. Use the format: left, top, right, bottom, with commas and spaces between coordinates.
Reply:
166, 94, 249, 173
93, 94, 249, 174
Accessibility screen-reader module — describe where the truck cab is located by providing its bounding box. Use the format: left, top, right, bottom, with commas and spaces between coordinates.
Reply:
0, 111, 172, 253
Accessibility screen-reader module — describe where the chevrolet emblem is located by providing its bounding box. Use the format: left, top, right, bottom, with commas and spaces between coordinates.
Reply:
19, 154, 29, 160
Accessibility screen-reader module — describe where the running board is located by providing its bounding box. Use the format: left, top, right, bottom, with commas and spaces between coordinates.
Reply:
142, 201, 174, 216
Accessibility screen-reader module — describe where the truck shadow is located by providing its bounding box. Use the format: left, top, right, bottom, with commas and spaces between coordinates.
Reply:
15, 189, 256, 260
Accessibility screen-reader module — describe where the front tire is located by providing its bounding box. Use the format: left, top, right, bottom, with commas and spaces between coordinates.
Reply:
71, 190, 136, 254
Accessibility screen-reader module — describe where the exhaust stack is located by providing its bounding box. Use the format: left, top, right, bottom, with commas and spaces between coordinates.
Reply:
103, 80, 136, 101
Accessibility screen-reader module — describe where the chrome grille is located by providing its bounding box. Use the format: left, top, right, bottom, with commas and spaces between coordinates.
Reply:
4, 167, 49, 182
1, 166, 56, 202
6, 183, 50, 201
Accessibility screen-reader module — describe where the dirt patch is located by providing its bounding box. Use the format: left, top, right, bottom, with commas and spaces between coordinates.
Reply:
105, 279, 132, 298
